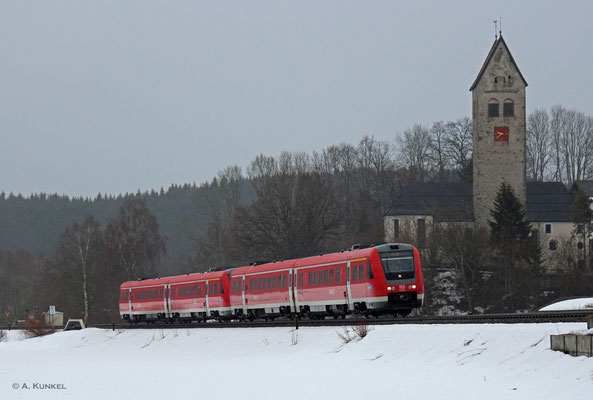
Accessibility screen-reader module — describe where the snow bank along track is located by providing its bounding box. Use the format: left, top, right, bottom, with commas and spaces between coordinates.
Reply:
3, 311, 589, 331
96, 311, 593, 329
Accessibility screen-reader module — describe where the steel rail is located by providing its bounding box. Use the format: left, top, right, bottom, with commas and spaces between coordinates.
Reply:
2, 311, 589, 331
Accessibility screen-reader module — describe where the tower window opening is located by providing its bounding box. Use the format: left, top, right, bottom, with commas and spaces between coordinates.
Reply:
488, 99, 499, 117
503, 99, 514, 117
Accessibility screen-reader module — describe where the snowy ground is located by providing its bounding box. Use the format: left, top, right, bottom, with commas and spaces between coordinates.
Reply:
539, 297, 593, 311
1, 323, 592, 399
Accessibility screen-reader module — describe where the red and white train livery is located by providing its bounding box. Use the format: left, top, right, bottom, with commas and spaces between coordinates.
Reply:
119, 243, 424, 322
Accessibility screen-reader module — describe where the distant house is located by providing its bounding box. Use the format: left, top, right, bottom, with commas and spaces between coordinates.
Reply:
384, 35, 591, 265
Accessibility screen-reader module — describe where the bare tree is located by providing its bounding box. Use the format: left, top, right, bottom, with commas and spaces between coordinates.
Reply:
105, 198, 166, 281
444, 117, 473, 173
438, 224, 490, 312
428, 121, 451, 182
236, 153, 342, 260
397, 124, 432, 183
550, 105, 593, 183
526, 109, 551, 181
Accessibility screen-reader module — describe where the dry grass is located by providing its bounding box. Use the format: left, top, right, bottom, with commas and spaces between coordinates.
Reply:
23, 319, 56, 338
337, 322, 372, 344
337, 327, 355, 344
352, 322, 371, 339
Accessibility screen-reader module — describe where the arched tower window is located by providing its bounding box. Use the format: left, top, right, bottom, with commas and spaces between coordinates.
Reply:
503, 99, 514, 117
488, 98, 499, 117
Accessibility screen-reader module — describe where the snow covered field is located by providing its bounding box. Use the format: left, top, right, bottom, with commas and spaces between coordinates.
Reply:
1, 323, 592, 399
539, 298, 593, 311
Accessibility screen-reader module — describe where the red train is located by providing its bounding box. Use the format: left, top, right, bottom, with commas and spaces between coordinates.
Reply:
119, 243, 424, 323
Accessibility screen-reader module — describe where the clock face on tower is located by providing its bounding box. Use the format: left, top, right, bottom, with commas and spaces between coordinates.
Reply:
494, 126, 509, 142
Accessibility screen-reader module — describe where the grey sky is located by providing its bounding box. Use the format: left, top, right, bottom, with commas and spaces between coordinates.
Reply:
1, 0, 592, 198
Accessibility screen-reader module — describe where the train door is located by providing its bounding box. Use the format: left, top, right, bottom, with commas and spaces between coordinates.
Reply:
164, 285, 170, 318
241, 276, 247, 315
288, 269, 296, 313
346, 261, 353, 311
128, 288, 133, 320
205, 281, 211, 317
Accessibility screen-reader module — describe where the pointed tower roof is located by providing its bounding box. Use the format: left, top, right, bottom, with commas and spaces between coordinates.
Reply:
469, 35, 528, 91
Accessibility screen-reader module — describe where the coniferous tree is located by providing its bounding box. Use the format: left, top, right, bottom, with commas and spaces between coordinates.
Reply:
571, 187, 593, 269
489, 183, 531, 242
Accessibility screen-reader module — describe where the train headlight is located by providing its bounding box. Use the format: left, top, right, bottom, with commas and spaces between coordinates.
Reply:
388, 286, 392, 291
408, 284, 417, 289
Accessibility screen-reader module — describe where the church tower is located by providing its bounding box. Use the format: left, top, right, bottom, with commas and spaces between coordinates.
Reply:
470, 35, 528, 228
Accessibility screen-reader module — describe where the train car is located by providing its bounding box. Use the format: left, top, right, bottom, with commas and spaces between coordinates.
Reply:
229, 260, 296, 319
119, 270, 232, 323
227, 242, 423, 319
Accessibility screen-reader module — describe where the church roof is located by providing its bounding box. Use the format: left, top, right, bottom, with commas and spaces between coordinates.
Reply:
526, 182, 574, 222
571, 180, 593, 197
385, 183, 473, 222
386, 181, 574, 223
469, 35, 528, 91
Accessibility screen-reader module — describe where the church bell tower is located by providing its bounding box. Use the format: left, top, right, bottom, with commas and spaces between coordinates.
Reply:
470, 35, 528, 228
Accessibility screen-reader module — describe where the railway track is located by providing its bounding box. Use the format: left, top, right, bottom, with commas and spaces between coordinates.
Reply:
2, 311, 590, 331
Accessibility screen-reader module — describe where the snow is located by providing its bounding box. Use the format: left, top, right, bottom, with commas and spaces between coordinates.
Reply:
1, 323, 592, 399
539, 298, 593, 311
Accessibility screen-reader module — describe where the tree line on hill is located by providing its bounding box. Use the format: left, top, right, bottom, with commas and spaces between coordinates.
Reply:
0, 106, 592, 322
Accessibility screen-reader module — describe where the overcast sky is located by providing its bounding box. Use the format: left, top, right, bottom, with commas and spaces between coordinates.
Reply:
1, 0, 592, 198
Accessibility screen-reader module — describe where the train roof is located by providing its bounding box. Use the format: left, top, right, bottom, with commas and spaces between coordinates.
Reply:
120, 270, 228, 289
230, 246, 383, 276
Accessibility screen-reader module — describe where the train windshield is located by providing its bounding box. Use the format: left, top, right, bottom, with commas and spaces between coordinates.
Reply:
379, 250, 415, 280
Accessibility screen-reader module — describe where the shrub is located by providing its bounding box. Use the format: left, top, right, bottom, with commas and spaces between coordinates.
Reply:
23, 319, 56, 338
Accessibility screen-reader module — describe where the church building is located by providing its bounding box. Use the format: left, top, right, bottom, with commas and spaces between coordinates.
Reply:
383, 34, 590, 261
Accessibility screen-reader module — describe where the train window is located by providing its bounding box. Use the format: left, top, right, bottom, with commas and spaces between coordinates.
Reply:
220, 283, 224, 294
367, 261, 374, 279
352, 265, 357, 281
149, 290, 153, 299
299, 273, 303, 287
329, 269, 334, 283
249, 279, 253, 291
308, 272, 312, 286
198, 285, 202, 296
281, 274, 285, 288
314, 271, 318, 285
336, 268, 340, 283
234, 281, 237, 292
359, 265, 364, 280
289, 273, 292, 287
258, 278, 262, 290
272, 276, 276, 289
324, 270, 328, 285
